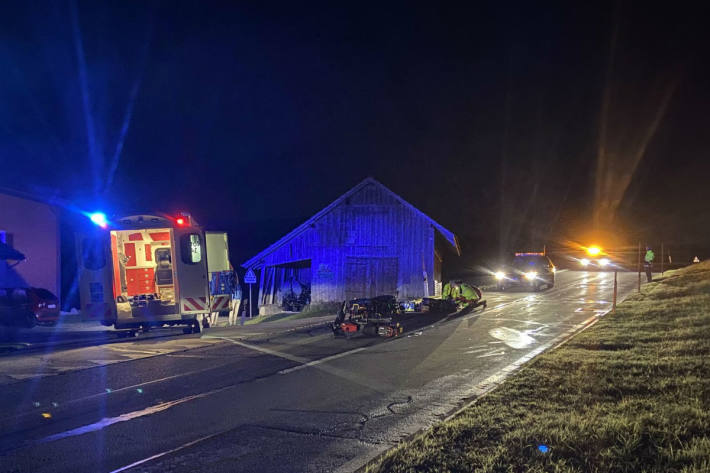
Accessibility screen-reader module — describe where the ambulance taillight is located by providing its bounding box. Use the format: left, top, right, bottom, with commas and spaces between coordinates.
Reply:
176, 212, 192, 226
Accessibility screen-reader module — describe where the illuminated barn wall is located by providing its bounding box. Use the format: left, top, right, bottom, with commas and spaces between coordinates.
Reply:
243, 178, 459, 309
0, 191, 60, 298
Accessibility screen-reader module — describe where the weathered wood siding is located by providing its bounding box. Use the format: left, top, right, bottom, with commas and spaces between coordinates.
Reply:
256, 182, 438, 303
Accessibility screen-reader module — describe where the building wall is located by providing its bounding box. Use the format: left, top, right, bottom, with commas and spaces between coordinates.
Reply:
0, 193, 60, 297
256, 182, 437, 304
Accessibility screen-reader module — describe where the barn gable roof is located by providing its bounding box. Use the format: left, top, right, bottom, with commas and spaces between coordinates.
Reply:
242, 177, 460, 269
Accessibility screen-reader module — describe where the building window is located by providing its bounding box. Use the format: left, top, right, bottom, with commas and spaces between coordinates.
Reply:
82, 237, 106, 270
181, 233, 202, 264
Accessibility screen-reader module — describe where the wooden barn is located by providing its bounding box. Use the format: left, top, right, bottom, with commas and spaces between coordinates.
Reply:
242, 178, 460, 314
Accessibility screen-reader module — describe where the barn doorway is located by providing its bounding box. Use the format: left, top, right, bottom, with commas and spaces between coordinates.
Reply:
344, 257, 398, 300
261, 259, 312, 311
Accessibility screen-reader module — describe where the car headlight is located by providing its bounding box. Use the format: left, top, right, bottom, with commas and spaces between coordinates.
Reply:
494, 271, 505, 280
551, 266, 556, 273
599, 258, 610, 267
524, 271, 537, 280
580, 258, 590, 267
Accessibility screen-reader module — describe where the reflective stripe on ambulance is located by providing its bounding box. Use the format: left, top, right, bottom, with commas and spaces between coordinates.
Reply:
210, 295, 230, 312
181, 297, 209, 314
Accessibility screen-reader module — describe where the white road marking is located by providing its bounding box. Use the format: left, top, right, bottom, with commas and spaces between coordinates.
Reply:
201, 335, 309, 365
278, 347, 368, 375
109, 430, 227, 473
39, 386, 230, 444
0, 363, 243, 425
203, 335, 370, 376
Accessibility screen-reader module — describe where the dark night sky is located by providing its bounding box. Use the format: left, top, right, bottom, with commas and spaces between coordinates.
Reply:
1, 1, 708, 267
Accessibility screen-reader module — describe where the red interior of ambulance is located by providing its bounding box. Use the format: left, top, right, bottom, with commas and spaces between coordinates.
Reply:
110, 229, 176, 305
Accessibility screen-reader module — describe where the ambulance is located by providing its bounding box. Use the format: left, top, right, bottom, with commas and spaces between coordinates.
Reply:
77, 212, 233, 333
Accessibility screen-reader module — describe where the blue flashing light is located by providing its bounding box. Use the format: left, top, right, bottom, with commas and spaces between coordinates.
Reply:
538, 445, 549, 453
89, 212, 108, 228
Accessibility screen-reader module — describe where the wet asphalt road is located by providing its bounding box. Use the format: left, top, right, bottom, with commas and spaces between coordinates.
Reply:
0, 321, 190, 355
0, 271, 640, 473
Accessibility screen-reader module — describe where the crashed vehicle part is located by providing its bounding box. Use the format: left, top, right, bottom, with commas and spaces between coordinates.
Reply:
333, 295, 402, 338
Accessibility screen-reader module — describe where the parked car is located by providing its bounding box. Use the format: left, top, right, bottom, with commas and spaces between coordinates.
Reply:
0, 287, 60, 328
28, 288, 60, 326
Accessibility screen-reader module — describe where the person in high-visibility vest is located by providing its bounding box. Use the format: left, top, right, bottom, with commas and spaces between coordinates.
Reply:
459, 282, 487, 309
459, 283, 479, 302
644, 246, 655, 282
442, 281, 461, 300
443, 280, 486, 309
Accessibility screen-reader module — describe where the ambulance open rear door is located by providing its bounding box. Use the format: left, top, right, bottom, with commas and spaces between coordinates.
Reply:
205, 231, 232, 315
174, 225, 210, 327
77, 231, 117, 325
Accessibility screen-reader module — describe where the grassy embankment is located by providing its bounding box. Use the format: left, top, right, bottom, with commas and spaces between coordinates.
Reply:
367, 262, 710, 473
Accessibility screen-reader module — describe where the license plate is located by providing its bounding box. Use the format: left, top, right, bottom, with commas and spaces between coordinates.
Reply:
47, 304, 57, 309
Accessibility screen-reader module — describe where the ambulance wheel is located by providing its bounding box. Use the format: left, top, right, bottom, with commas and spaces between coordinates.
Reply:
191, 320, 202, 334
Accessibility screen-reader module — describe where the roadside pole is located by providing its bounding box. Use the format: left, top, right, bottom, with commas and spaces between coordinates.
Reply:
612, 270, 618, 313
661, 242, 664, 276
244, 268, 257, 318
637, 241, 641, 293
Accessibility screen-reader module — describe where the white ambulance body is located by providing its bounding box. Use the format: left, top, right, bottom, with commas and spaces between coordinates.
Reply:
78, 213, 231, 333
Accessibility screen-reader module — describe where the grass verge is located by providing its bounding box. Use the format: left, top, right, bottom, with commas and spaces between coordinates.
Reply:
366, 262, 710, 473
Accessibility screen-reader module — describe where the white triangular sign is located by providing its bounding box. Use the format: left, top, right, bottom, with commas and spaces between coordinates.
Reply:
244, 268, 257, 283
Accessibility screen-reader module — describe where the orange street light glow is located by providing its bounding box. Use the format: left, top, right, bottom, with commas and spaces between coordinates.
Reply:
586, 246, 601, 256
